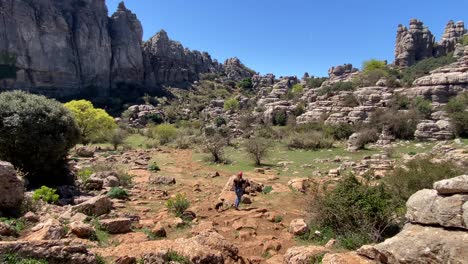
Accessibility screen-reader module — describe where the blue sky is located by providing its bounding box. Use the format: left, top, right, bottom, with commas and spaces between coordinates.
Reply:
106, 0, 467, 77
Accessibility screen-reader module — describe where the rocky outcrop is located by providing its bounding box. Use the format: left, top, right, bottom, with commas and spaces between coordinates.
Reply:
223, 57, 255, 82
0, 161, 24, 214
109, 2, 145, 88
395, 19, 435, 67
437, 20, 467, 57
0, 0, 253, 99
0, 240, 97, 264
143, 30, 223, 88
395, 19, 466, 67
323, 64, 359, 86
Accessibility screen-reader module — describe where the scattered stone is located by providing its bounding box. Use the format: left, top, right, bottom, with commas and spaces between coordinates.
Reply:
99, 218, 132, 234
149, 175, 176, 185
0, 222, 17, 237
76, 147, 95, 158
289, 219, 308, 236
151, 222, 167, 237
72, 195, 112, 216
288, 178, 309, 193
26, 219, 65, 241
283, 246, 330, 264
115, 256, 137, 264
70, 222, 95, 239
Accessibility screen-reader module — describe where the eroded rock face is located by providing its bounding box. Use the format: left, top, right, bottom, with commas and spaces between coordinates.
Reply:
0, 161, 24, 214
437, 20, 467, 57
72, 195, 112, 216
223, 57, 255, 82
395, 19, 435, 67
0, 240, 97, 264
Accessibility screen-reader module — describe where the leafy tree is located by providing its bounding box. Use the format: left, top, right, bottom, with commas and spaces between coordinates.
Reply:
64, 100, 116, 145
0, 91, 80, 186
152, 123, 177, 145
110, 129, 127, 150
362, 59, 387, 72
244, 137, 271, 166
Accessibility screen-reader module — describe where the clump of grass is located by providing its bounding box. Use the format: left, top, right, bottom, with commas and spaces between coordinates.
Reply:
107, 187, 129, 200
166, 251, 190, 264
148, 162, 161, 172
32, 186, 59, 204
2, 254, 47, 264
166, 194, 190, 217
77, 167, 94, 183
262, 185, 273, 194
0, 217, 26, 233
273, 215, 283, 223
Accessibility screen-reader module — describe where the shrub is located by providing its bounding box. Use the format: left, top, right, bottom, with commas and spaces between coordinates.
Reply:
446, 93, 468, 137
214, 116, 227, 127
309, 176, 400, 249
224, 98, 240, 112
237, 78, 253, 90
369, 108, 419, 140
166, 251, 190, 264
463, 35, 468, 46
291, 84, 304, 95
362, 59, 387, 72
287, 131, 333, 150
110, 129, 127, 150
262, 185, 273, 194
324, 123, 355, 140
107, 187, 129, 200
355, 128, 379, 149
306, 76, 327, 88
203, 135, 227, 163
317, 81, 355, 96
244, 137, 271, 166
152, 124, 177, 145
166, 193, 190, 217
272, 110, 288, 126
385, 157, 464, 203
2, 254, 47, 264
32, 186, 59, 204
148, 162, 161, 172
342, 94, 359, 107
413, 97, 432, 118
77, 167, 94, 183
0, 217, 26, 233
64, 100, 116, 145
0, 91, 80, 186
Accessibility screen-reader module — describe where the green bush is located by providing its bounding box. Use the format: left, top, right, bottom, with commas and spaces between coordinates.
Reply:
224, 98, 240, 112
306, 76, 327, 88
0, 217, 25, 233
413, 97, 432, 118
166, 193, 190, 217
77, 167, 94, 183
107, 187, 129, 200
152, 124, 177, 145
237, 78, 253, 90
324, 123, 355, 140
369, 108, 419, 140
148, 162, 161, 172
204, 135, 227, 163
287, 131, 333, 150
446, 93, 468, 137
244, 137, 271, 166
362, 59, 387, 72
214, 116, 227, 127
401, 56, 457, 86
0, 91, 80, 186
262, 186, 273, 194
385, 157, 464, 203
2, 254, 47, 264
309, 176, 400, 249
166, 251, 190, 264
110, 129, 127, 150
272, 110, 288, 126
291, 84, 304, 95
463, 35, 468, 46
317, 82, 355, 96
32, 186, 59, 204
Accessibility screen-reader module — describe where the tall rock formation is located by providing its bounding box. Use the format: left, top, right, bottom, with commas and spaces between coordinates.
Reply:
437, 20, 467, 56
395, 19, 435, 67
109, 2, 144, 88
143, 30, 223, 87
0, 0, 253, 99
395, 19, 466, 67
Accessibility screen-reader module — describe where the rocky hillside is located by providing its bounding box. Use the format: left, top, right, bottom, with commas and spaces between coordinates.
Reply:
0, 1, 254, 99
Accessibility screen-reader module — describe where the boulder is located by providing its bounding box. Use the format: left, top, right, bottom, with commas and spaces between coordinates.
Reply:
405, 189, 439, 225
357, 224, 468, 263
103, 176, 120, 188
289, 218, 309, 236
283, 246, 330, 264
151, 222, 167, 237
434, 175, 468, 194
26, 219, 65, 241
0, 222, 17, 237
76, 147, 95, 158
0, 240, 97, 264
99, 218, 132, 234
83, 177, 104, 190
322, 252, 374, 264
288, 178, 309, 193
70, 222, 95, 239
72, 195, 112, 216
0, 161, 24, 213
149, 175, 176, 185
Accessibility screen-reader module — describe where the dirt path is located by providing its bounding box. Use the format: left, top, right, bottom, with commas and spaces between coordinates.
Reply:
94, 148, 307, 262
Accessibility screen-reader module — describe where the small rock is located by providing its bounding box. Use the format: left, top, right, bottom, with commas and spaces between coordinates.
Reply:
289, 218, 308, 236
70, 222, 95, 239
115, 256, 137, 264
151, 222, 166, 237
149, 175, 176, 185
99, 218, 132, 234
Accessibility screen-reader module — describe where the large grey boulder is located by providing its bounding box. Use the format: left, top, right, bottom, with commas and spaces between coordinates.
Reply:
434, 175, 468, 194
0, 161, 24, 213
357, 224, 468, 264
72, 195, 112, 216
